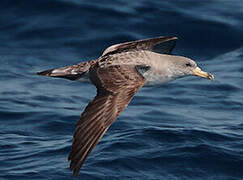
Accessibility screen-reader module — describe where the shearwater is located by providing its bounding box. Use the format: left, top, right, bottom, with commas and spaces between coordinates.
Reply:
37, 36, 214, 177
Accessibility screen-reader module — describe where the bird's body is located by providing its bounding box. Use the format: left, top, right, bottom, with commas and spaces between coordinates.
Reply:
37, 36, 214, 177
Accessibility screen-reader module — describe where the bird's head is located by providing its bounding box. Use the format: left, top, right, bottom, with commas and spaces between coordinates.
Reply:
169, 56, 214, 80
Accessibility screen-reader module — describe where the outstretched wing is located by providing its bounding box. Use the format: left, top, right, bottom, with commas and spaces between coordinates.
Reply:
68, 65, 147, 177
102, 36, 177, 56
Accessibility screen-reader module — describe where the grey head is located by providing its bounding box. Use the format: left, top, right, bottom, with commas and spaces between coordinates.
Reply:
162, 55, 214, 80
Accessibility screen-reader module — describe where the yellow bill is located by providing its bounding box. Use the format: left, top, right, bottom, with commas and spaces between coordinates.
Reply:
193, 67, 214, 80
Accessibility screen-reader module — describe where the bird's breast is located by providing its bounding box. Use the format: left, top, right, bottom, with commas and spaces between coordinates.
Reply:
142, 70, 175, 86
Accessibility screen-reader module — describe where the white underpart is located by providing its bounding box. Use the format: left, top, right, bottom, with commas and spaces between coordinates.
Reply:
143, 71, 176, 86
141, 52, 178, 86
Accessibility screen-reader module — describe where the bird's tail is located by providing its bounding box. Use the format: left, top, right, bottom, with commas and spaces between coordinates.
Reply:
37, 60, 96, 81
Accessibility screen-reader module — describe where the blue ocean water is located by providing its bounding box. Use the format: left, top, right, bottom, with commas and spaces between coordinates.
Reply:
0, 0, 243, 179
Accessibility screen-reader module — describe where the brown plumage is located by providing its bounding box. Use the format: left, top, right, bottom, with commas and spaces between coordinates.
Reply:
37, 36, 213, 177
69, 65, 145, 176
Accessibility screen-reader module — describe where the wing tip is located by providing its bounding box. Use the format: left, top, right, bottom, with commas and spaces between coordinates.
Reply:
161, 36, 178, 41
73, 168, 80, 178
69, 158, 84, 177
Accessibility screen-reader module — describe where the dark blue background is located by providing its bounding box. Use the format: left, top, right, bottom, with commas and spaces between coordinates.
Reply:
0, 0, 243, 179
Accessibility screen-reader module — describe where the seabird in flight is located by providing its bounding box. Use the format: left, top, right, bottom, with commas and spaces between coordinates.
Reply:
37, 36, 214, 177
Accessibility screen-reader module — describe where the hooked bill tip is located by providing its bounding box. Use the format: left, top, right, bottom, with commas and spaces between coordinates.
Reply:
192, 67, 214, 80
208, 73, 214, 80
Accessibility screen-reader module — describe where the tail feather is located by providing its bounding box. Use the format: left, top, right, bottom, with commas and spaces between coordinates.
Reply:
37, 69, 55, 76
37, 60, 96, 81
37, 67, 83, 80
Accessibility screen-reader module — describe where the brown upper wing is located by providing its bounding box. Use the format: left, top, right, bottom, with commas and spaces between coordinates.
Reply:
102, 36, 178, 56
68, 65, 146, 177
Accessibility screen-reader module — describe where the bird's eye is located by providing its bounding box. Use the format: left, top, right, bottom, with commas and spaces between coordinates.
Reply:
185, 63, 192, 67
